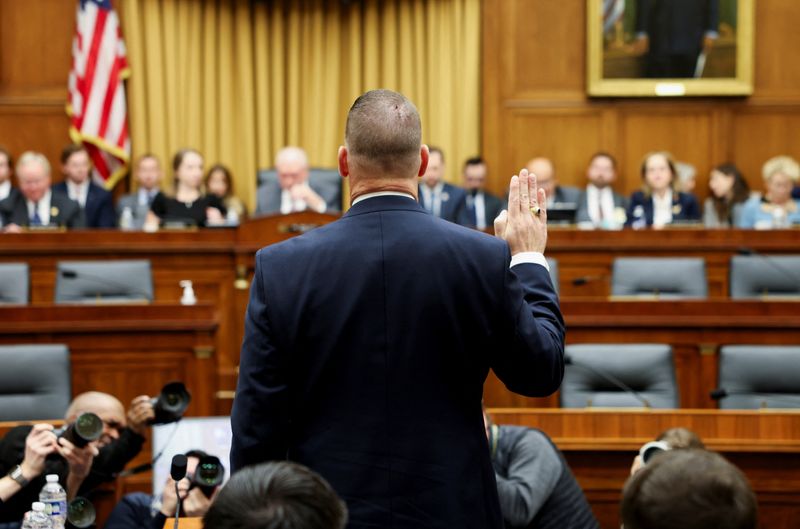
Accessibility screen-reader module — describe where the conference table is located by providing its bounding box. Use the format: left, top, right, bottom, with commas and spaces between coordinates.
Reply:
1, 217, 799, 528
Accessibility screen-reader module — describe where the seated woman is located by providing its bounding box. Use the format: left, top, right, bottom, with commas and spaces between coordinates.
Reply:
703, 164, 751, 228
146, 149, 226, 228
738, 155, 800, 229
625, 151, 701, 229
205, 164, 247, 223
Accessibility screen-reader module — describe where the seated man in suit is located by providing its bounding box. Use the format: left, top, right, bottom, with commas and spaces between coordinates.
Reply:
0, 146, 17, 202
0, 151, 84, 232
116, 154, 163, 229
575, 152, 628, 228
418, 146, 466, 222
255, 146, 339, 215
526, 157, 580, 223
52, 144, 116, 228
456, 156, 504, 230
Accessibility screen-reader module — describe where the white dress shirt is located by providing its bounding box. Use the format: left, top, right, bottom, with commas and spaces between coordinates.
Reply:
280, 188, 326, 214
0, 181, 11, 201
586, 184, 615, 225
67, 180, 90, 208
420, 182, 444, 218
652, 189, 674, 227
138, 188, 158, 206
27, 190, 52, 225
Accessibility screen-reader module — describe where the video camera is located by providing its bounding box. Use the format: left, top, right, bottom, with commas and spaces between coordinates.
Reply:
53, 413, 103, 448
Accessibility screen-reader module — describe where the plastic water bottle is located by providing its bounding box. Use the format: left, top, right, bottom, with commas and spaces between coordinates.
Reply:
120, 206, 135, 231
39, 475, 67, 529
23, 502, 53, 529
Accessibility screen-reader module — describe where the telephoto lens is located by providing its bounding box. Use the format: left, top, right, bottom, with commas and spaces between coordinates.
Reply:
191, 455, 225, 498
150, 382, 192, 425
54, 413, 103, 448
639, 441, 671, 465
67, 497, 96, 528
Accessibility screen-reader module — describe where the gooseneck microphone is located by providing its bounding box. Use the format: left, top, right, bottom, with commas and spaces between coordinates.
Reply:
171, 454, 188, 529
565, 355, 652, 408
710, 388, 800, 408
60, 269, 152, 301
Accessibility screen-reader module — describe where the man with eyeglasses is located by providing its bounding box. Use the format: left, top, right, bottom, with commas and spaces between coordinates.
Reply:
0, 392, 154, 523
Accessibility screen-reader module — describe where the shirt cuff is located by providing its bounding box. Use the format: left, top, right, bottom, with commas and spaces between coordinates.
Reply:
510, 252, 549, 271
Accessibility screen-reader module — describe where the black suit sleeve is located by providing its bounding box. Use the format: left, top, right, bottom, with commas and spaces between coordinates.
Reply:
78, 428, 144, 493
96, 192, 117, 228
491, 249, 565, 398
230, 250, 289, 471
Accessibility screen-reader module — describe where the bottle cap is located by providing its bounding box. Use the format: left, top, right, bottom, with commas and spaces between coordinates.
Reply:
46, 474, 59, 482
32, 502, 46, 511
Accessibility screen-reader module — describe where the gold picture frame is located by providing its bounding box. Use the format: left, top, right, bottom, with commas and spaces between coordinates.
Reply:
587, 0, 754, 97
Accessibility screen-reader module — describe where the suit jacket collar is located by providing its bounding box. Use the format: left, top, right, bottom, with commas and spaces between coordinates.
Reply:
343, 194, 425, 218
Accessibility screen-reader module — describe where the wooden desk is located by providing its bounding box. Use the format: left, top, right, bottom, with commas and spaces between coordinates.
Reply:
164, 518, 202, 529
484, 299, 800, 409
489, 408, 800, 529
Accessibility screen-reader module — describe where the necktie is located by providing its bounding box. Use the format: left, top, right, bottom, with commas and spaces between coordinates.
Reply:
31, 203, 42, 226
597, 193, 605, 222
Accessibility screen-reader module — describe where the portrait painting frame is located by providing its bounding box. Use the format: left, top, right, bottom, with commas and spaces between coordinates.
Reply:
587, 0, 755, 97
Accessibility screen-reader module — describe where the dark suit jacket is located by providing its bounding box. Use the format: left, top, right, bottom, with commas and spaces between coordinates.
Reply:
52, 181, 116, 228
418, 182, 467, 223
231, 195, 565, 528
0, 192, 84, 229
255, 180, 341, 216
456, 190, 505, 229
636, 0, 719, 55
624, 190, 701, 227
575, 187, 628, 224
792, 185, 800, 200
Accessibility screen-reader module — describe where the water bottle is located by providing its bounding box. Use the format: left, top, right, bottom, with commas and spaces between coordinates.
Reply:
23, 502, 53, 529
120, 206, 135, 231
39, 475, 67, 529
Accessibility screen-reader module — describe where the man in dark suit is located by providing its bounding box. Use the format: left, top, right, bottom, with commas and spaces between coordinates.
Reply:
418, 146, 467, 223
0, 151, 84, 232
456, 156, 505, 230
116, 154, 163, 229
526, 157, 581, 224
575, 152, 628, 227
255, 146, 341, 216
52, 144, 116, 228
0, 145, 17, 202
635, 0, 720, 78
231, 89, 565, 528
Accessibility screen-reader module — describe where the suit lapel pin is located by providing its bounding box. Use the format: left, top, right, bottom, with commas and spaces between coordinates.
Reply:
672, 204, 682, 215
50, 206, 60, 217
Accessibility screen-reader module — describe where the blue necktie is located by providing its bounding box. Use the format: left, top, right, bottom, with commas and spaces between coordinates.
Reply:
31, 203, 42, 226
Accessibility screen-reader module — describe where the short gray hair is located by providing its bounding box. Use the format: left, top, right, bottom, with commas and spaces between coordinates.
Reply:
762, 155, 799, 183
16, 151, 51, 177
345, 89, 422, 176
275, 146, 309, 169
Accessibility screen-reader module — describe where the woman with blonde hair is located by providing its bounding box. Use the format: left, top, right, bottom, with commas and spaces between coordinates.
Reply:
738, 155, 800, 228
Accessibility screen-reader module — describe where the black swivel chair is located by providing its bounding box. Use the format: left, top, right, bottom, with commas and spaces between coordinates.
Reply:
717, 345, 800, 409
54, 260, 154, 303
0, 344, 72, 420
729, 255, 800, 299
0, 263, 29, 304
560, 344, 679, 408
611, 257, 708, 299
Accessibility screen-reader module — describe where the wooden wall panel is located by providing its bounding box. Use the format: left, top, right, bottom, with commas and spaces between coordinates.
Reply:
484, 0, 800, 205
0, 0, 75, 180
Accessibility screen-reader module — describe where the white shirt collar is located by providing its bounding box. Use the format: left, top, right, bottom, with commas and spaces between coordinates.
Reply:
0, 180, 11, 200
352, 191, 416, 206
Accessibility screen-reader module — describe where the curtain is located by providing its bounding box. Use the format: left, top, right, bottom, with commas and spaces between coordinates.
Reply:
121, 0, 481, 211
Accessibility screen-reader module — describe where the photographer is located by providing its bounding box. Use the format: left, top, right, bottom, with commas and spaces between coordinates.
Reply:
104, 450, 223, 529
0, 392, 154, 523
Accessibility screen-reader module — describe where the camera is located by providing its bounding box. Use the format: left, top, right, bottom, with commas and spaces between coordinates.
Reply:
190, 455, 225, 498
639, 441, 671, 465
67, 497, 96, 528
53, 413, 103, 448
150, 382, 192, 425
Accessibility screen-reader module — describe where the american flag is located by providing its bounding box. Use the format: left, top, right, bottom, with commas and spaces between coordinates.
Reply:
67, 0, 131, 189
603, 0, 625, 35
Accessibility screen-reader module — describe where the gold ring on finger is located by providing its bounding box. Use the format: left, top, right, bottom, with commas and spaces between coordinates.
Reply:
530, 206, 541, 217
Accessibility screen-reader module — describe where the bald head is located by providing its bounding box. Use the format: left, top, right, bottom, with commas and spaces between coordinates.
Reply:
344, 89, 422, 178
526, 157, 556, 198
66, 392, 127, 447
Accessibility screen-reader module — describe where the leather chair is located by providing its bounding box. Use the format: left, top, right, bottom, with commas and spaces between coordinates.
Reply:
0, 263, 29, 304
0, 344, 71, 420
717, 345, 800, 409
611, 257, 707, 299
729, 255, 800, 299
55, 260, 153, 303
546, 257, 559, 296
560, 344, 679, 408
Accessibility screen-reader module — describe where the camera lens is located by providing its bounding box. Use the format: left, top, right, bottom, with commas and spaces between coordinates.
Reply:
194, 456, 224, 487
67, 497, 96, 528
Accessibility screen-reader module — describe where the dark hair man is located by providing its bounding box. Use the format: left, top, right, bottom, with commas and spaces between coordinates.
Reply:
574, 152, 628, 227
203, 462, 346, 529
621, 449, 757, 529
418, 146, 467, 222
231, 89, 565, 528
52, 144, 116, 228
456, 156, 505, 230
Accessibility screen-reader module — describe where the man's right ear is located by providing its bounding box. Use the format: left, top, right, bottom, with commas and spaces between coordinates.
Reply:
338, 146, 349, 178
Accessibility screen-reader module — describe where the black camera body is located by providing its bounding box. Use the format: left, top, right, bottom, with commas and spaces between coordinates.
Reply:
150, 382, 192, 425
53, 413, 103, 448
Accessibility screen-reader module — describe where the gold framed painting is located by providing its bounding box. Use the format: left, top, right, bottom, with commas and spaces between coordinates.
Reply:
587, 0, 754, 97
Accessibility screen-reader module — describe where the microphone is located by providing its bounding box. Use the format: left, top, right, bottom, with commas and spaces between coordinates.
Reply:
565, 355, 652, 408
710, 388, 800, 408
171, 454, 188, 529
736, 248, 800, 293
60, 269, 153, 302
